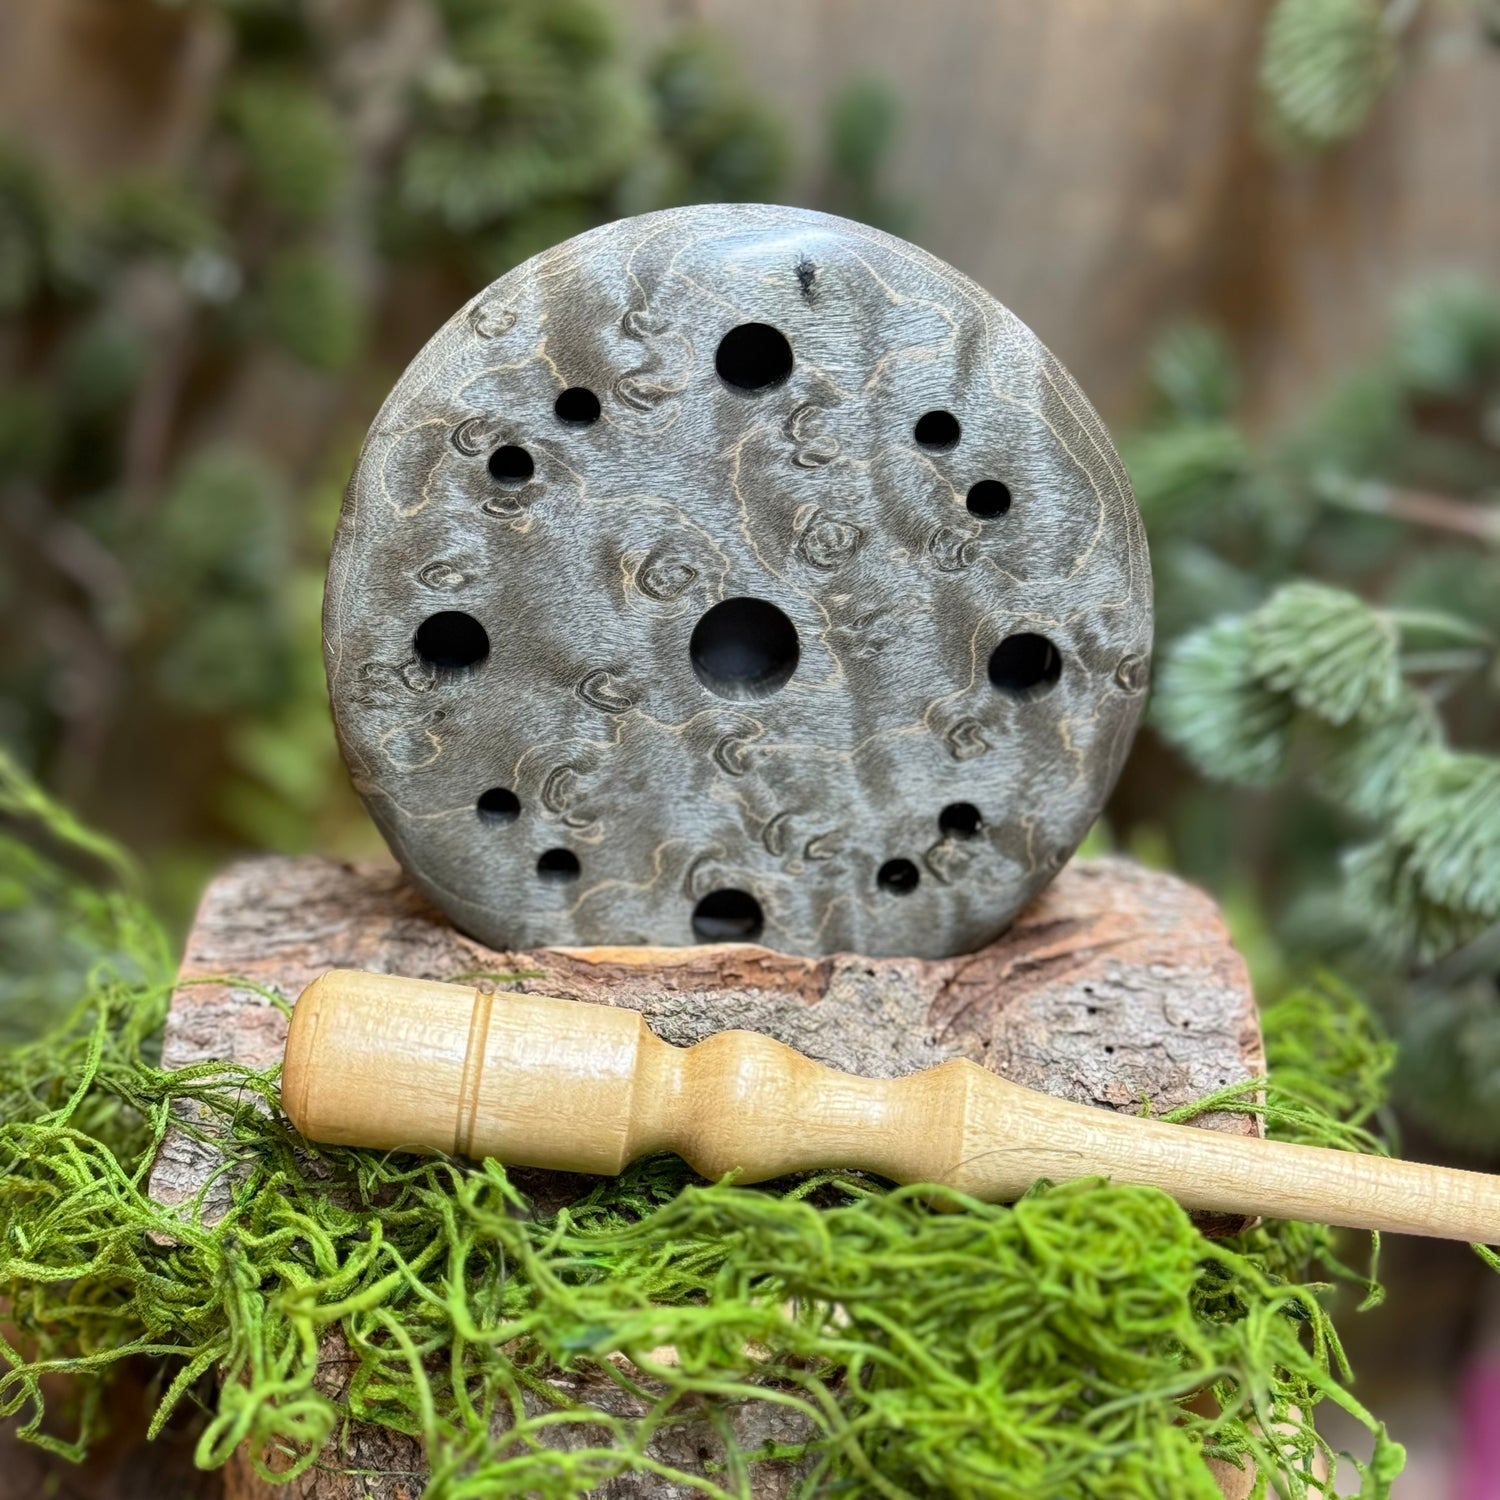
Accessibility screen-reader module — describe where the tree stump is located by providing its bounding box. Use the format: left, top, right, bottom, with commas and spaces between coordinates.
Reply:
149, 853, 1263, 1498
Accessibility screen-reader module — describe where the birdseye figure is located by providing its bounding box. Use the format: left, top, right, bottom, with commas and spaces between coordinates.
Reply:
326, 203, 1152, 958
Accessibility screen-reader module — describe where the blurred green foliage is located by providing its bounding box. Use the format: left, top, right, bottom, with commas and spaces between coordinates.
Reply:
822, 78, 911, 236
1136, 280, 1500, 1151
1254, 0, 1500, 152
0, 0, 904, 931
1259, 0, 1399, 149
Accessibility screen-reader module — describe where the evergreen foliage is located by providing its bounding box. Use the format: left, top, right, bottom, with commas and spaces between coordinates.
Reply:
394, 2, 648, 243
1149, 324, 1242, 423
1140, 280, 1500, 1146
1394, 274, 1500, 396
645, 32, 791, 214
1253, 583, 1402, 726
1157, 586, 1497, 961
1259, 0, 1399, 149
261, 246, 366, 371
1257, 2, 1500, 155
1153, 619, 1294, 786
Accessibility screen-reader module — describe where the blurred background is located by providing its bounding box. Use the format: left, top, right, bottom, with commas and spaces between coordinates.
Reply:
0, 0, 1497, 1494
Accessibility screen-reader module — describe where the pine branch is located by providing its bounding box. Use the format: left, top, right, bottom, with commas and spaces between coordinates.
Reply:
1120, 422, 1248, 530
1148, 324, 1240, 422
1259, 0, 1404, 150
1304, 687, 1440, 820
1393, 275, 1500, 395
1151, 617, 1294, 785
1392, 750, 1500, 917
1314, 472, 1500, 545
1253, 582, 1403, 726
1156, 582, 1500, 966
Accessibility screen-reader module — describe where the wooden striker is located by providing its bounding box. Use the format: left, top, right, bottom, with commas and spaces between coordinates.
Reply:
284, 969, 1500, 1242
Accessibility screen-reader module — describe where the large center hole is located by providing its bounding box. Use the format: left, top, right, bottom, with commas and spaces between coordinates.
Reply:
692, 889, 765, 943
689, 597, 799, 701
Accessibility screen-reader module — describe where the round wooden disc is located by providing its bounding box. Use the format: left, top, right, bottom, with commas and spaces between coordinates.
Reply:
326, 204, 1152, 959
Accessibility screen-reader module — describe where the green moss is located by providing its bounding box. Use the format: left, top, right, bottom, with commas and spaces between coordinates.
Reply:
0, 757, 1442, 1497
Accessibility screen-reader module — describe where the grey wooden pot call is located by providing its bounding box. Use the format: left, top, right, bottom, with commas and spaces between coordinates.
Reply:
325, 204, 1152, 959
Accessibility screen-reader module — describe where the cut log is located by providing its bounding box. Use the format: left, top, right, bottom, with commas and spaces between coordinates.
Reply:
148, 852, 1263, 1500
149, 853, 1262, 1223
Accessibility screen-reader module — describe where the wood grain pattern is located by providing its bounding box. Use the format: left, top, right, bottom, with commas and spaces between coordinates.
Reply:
328, 203, 1153, 960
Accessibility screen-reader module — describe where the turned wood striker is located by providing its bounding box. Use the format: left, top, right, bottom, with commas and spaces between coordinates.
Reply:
284, 971, 1500, 1244
327, 204, 1153, 957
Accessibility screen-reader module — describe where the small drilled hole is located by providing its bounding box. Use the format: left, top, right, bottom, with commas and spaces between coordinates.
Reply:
939, 802, 982, 839
914, 410, 960, 450
878, 858, 920, 895
537, 848, 580, 882
690, 597, 799, 701
715, 323, 793, 391
476, 787, 520, 824
555, 387, 600, 425
414, 611, 489, 671
692, 888, 765, 943
988, 633, 1061, 699
966, 480, 1011, 518
488, 445, 534, 484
